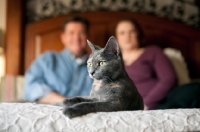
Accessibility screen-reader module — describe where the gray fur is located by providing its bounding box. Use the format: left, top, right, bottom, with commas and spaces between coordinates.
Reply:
63, 36, 144, 118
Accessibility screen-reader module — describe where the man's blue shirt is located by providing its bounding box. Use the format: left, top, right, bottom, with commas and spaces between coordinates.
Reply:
24, 49, 93, 101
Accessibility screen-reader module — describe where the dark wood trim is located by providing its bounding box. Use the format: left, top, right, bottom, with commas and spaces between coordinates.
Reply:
5, 0, 25, 75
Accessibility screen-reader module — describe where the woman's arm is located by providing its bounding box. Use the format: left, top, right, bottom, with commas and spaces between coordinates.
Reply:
144, 47, 177, 109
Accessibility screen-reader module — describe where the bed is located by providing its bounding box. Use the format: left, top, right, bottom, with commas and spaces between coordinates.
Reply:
0, 103, 200, 131
2, 11, 200, 131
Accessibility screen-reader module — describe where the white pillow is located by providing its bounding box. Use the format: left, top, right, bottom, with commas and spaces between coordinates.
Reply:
164, 48, 191, 85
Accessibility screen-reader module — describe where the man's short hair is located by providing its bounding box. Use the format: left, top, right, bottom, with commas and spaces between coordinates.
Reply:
62, 15, 90, 32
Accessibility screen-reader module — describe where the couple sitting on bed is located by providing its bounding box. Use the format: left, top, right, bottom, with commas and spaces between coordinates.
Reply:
24, 15, 200, 110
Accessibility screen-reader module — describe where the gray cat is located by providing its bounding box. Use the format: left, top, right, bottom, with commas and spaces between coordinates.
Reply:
63, 36, 144, 118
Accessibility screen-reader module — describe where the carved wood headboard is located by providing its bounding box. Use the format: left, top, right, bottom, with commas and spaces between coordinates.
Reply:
25, 11, 200, 78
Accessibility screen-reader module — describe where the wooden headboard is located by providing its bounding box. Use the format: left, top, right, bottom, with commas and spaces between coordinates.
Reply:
25, 11, 200, 78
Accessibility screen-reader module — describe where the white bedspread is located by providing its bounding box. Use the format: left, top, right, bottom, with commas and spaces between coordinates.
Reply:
0, 103, 200, 132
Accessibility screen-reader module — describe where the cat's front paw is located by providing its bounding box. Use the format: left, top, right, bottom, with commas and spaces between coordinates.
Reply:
63, 107, 80, 118
63, 98, 79, 108
63, 99, 71, 107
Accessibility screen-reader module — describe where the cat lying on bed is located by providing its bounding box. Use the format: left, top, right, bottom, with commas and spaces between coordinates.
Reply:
63, 36, 144, 118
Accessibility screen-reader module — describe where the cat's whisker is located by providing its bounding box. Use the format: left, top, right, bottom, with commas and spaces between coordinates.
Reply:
104, 76, 113, 83
104, 74, 113, 81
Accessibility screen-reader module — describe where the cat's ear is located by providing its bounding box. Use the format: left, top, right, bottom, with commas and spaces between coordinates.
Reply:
104, 36, 120, 55
87, 40, 100, 52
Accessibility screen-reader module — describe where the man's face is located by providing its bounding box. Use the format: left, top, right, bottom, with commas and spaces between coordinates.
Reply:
61, 22, 88, 57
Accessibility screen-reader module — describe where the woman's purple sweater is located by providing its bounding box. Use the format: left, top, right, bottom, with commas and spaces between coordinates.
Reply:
125, 46, 177, 109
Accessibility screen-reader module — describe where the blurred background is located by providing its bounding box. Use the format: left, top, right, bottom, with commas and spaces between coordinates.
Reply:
1, 0, 200, 75
0, 0, 199, 102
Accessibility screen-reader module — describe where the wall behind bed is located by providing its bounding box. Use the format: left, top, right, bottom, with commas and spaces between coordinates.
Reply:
26, 0, 200, 28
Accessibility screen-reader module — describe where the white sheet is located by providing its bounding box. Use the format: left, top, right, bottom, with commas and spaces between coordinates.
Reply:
0, 103, 200, 132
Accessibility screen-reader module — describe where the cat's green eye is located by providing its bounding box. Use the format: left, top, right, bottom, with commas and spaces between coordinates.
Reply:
99, 61, 106, 66
87, 62, 92, 67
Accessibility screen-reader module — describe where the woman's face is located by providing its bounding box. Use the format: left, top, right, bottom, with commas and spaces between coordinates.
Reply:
116, 21, 139, 51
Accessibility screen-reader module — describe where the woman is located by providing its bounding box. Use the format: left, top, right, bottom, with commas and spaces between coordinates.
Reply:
115, 19, 177, 110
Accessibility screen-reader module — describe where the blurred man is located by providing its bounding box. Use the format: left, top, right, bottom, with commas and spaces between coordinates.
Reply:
24, 16, 93, 104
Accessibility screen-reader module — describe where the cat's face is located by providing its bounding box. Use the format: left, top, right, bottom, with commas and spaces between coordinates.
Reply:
87, 36, 122, 81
